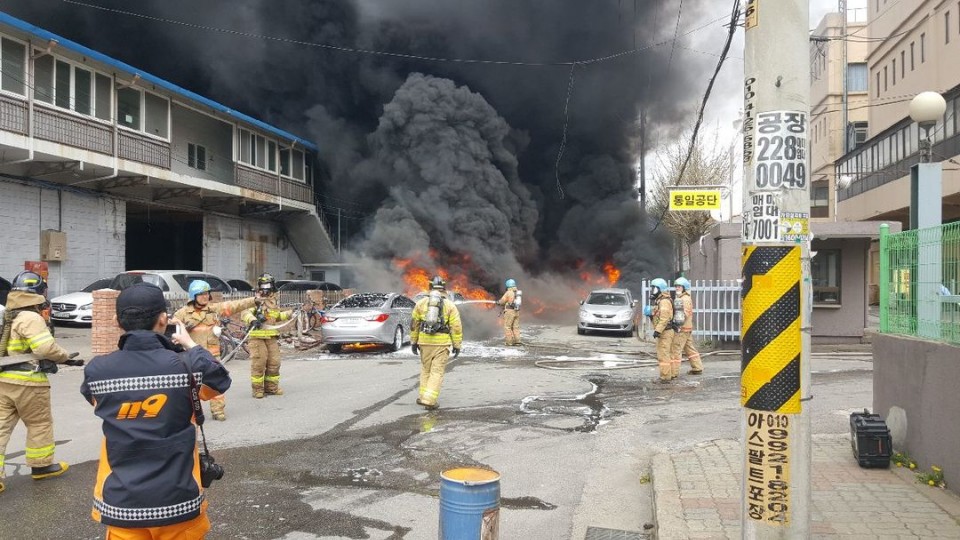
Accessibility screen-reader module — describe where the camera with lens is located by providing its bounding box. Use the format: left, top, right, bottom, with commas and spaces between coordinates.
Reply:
199, 451, 224, 487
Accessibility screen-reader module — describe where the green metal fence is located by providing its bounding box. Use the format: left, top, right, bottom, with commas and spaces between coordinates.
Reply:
879, 222, 960, 345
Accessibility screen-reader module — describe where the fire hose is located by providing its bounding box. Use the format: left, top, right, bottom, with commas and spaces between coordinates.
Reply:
219, 308, 304, 364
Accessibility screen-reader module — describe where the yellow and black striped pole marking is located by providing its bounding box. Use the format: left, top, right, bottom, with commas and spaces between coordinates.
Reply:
741, 245, 801, 414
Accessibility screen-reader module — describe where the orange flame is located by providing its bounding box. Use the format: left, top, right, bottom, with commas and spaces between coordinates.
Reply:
392, 255, 494, 301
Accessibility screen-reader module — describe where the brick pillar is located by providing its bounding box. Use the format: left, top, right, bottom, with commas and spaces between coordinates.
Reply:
92, 289, 122, 355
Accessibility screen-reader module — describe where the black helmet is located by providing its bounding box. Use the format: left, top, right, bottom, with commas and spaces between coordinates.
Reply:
257, 273, 276, 292
12, 271, 47, 296
430, 275, 446, 290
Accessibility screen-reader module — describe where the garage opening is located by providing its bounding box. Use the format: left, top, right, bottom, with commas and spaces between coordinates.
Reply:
126, 203, 202, 270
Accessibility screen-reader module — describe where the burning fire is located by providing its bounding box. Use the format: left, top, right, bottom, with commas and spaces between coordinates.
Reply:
576, 259, 621, 287
393, 254, 494, 301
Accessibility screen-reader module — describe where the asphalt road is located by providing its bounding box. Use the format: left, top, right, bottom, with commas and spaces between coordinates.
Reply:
0, 323, 875, 539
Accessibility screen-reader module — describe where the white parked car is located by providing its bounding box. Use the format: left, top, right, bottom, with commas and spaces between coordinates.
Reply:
577, 288, 639, 337
50, 277, 113, 326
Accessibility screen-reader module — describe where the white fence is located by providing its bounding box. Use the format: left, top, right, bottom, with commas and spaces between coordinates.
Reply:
639, 279, 742, 342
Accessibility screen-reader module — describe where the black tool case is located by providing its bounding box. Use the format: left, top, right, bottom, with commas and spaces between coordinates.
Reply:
850, 410, 892, 468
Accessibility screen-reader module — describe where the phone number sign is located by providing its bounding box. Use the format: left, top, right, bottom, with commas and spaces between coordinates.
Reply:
754, 111, 807, 190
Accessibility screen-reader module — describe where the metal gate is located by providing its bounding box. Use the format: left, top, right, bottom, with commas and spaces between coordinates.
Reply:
639, 279, 742, 342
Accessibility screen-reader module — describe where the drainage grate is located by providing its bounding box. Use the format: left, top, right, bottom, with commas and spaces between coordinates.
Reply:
584, 526, 649, 540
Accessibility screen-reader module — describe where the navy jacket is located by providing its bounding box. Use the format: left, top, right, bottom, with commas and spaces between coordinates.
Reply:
81, 330, 231, 528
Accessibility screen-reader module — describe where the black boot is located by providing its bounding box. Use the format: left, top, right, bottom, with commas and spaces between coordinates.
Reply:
31, 462, 69, 480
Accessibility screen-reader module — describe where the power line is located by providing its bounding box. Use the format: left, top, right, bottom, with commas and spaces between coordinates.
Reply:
650, 0, 741, 233
666, 0, 685, 75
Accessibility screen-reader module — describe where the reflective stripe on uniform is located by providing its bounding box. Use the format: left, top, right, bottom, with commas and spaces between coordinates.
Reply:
6, 339, 29, 353
0, 454, 4, 468
249, 330, 278, 338
250, 375, 265, 383
264, 375, 280, 383
421, 388, 439, 399
25, 443, 55, 460
0, 370, 48, 383
27, 332, 54, 349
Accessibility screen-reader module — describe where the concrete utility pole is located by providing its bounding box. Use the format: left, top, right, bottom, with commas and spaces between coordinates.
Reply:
740, 0, 812, 538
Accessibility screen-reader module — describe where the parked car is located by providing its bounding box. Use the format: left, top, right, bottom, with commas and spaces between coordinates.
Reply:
49, 277, 113, 326
228, 279, 254, 292
320, 292, 415, 353
577, 288, 638, 336
108, 270, 234, 313
276, 280, 343, 292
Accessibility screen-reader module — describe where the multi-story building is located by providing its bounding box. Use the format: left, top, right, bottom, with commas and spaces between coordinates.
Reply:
835, 0, 960, 225
0, 13, 337, 297
809, 10, 869, 220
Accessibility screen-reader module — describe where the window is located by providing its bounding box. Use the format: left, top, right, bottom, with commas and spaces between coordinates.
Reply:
847, 63, 867, 91
237, 128, 278, 172
900, 50, 905, 79
74, 68, 91, 115
1, 38, 25, 95
911, 42, 915, 70
892, 59, 896, 85
239, 129, 251, 164
875, 71, 880, 97
94, 74, 111, 121
268, 141, 277, 172
188, 143, 207, 171
948, 12, 952, 44
948, 99, 957, 138
810, 184, 829, 218
921, 33, 926, 62
143, 92, 169, 138
883, 66, 888, 92
116, 87, 140, 129
812, 250, 841, 304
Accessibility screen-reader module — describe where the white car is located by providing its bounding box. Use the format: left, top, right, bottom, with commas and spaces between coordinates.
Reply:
108, 271, 234, 312
50, 277, 113, 326
577, 288, 639, 336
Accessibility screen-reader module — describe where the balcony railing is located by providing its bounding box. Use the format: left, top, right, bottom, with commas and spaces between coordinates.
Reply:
119, 130, 171, 169
235, 164, 313, 203
35, 106, 113, 155
0, 94, 27, 134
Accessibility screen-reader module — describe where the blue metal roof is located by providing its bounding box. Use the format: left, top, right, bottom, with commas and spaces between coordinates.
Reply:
0, 11, 318, 152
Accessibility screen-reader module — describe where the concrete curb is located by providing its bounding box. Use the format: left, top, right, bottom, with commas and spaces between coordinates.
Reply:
891, 465, 960, 526
651, 452, 688, 540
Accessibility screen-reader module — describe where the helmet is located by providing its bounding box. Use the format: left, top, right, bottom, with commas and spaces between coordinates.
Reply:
12, 271, 47, 296
430, 275, 446, 290
257, 273, 276, 292
673, 277, 691, 291
188, 280, 212, 302
650, 278, 669, 293
505, 278, 516, 288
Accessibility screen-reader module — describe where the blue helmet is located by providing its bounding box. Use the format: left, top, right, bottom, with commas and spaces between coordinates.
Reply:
673, 277, 691, 291
505, 278, 517, 288
188, 280, 211, 302
650, 278, 669, 293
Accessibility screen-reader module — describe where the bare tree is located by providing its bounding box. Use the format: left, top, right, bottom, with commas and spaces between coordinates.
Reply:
649, 128, 733, 246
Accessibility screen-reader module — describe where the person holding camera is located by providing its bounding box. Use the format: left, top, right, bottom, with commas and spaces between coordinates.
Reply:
81, 283, 231, 539
240, 273, 292, 399
174, 279, 256, 421
0, 271, 80, 494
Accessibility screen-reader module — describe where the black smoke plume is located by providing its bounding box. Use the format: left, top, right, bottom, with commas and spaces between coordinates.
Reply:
11, 0, 716, 306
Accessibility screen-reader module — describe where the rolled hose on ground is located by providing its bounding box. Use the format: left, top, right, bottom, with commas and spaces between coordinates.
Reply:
534, 359, 658, 370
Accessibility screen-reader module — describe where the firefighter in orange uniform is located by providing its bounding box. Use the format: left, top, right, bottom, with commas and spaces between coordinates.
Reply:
174, 280, 256, 420
0, 271, 75, 494
496, 278, 522, 346
240, 274, 292, 399
670, 277, 703, 376
410, 276, 463, 410
649, 278, 675, 383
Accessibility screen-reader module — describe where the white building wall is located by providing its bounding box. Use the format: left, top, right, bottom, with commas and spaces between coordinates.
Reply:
203, 214, 304, 284
0, 178, 125, 297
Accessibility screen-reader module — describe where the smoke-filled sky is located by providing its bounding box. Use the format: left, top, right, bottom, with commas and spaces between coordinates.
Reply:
7, 0, 746, 299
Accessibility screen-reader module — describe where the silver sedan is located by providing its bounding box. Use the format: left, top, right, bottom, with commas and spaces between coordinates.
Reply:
320, 292, 416, 353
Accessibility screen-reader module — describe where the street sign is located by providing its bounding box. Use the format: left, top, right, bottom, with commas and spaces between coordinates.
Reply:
668, 189, 722, 211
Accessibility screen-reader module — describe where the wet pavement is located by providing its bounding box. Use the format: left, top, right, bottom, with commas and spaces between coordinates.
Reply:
1, 324, 880, 539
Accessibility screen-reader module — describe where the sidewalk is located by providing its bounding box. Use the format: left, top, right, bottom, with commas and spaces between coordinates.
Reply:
652, 435, 960, 539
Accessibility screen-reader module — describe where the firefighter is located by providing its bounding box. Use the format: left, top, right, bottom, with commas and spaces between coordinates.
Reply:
81, 282, 231, 538
240, 274, 292, 399
174, 280, 256, 420
410, 276, 463, 410
496, 278, 522, 346
650, 278, 676, 383
0, 271, 76, 494
670, 277, 703, 376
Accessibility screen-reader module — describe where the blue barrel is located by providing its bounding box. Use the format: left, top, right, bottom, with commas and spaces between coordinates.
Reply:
439, 467, 500, 540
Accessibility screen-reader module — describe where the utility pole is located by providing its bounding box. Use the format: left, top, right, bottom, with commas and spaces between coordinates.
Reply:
740, 0, 812, 538
840, 0, 849, 153
639, 109, 647, 208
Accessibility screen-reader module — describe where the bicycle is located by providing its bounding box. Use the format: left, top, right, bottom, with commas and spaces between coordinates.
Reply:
219, 316, 250, 361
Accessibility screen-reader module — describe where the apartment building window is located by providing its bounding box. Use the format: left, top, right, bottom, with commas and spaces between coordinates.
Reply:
117, 87, 169, 138
237, 127, 278, 173
280, 147, 305, 181
921, 33, 926, 62
883, 66, 888, 92
187, 143, 207, 171
900, 51, 905, 78
911, 42, 915, 70
847, 63, 867, 91
948, 12, 952, 44
947, 99, 956, 137
875, 71, 880, 97
847, 121, 868, 149
0, 38, 26, 95
892, 59, 897, 84
810, 184, 830, 218
812, 250, 842, 305
33, 54, 113, 121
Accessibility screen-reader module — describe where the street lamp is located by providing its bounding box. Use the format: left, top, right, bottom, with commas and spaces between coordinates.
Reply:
908, 91, 945, 339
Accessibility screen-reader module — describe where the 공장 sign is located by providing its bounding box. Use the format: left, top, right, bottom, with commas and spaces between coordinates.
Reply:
669, 189, 723, 211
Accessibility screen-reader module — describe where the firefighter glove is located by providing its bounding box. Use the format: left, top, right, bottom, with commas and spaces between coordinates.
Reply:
452, 347, 461, 358
653, 331, 661, 339
249, 319, 262, 330
411, 343, 419, 355
68, 352, 80, 359
65, 359, 85, 367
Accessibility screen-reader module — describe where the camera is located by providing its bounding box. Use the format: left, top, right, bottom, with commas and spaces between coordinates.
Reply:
199, 452, 224, 487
